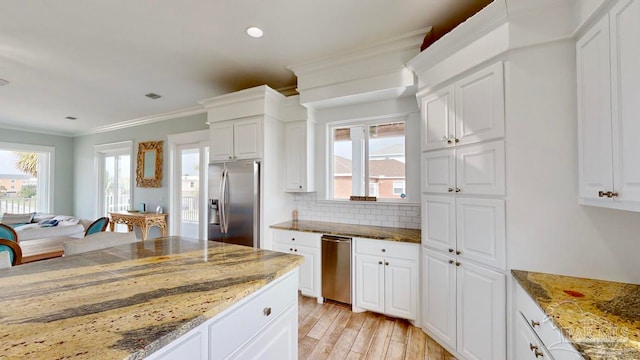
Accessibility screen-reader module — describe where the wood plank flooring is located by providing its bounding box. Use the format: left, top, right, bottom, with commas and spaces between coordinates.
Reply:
298, 294, 457, 360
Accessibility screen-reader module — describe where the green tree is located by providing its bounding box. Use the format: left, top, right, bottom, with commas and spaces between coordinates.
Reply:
20, 184, 37, 198
15, 152, 38, 177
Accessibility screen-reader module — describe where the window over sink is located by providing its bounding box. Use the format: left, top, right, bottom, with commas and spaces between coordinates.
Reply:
329, 120, 406, 201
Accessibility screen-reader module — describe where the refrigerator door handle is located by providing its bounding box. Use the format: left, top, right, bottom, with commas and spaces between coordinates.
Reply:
219, 168, 228, 234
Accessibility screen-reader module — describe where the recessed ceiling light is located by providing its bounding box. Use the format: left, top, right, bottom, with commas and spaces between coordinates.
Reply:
0, 78, 9, 87
65, 116, 77, 120
145, 93, 162, 99
246, 27, 264, 38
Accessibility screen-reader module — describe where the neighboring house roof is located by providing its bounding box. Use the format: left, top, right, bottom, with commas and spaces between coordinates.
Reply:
333, 156, 405, 178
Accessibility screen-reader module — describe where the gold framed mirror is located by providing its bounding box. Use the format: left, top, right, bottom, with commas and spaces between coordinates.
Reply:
136, 141, 163, 187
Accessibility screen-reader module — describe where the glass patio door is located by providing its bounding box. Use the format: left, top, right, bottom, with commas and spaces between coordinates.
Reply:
102, 152, 131, 215
175, 143, 208, 239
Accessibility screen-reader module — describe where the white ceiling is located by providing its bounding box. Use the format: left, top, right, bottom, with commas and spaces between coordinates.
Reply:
0, 0, 491, 136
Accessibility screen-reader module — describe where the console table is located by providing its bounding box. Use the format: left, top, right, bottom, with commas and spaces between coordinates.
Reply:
108, 212, 168, 241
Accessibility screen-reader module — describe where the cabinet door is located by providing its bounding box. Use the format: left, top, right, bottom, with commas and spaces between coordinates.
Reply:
284, 122, 307, 192
422, 195, 456, 253
234, 118, 262, 160
229, 304, 297, 360
454, 62, 505, 146
421, 85, 455, 151
210, 122, 235, 162
422, 149, 455, 193
295, 245, 317, 297
422, 251, 456, 350
610, 0, 640, 204
514, 314, 545, 360
456, 261, 505, 360
273, 243, 315, 297
576, 15, 613, 202
456, 140, 505, 196
355, 254, 384, 314
456, 198, 506, 270
384, 257, 417, 320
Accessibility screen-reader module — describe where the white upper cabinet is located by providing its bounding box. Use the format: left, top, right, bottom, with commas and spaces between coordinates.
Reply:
420, 62, 504, 152
284, 121, 315, 192
423, 141, 505, 196
209, 122, 235, 162
422, 86, 455, 151
577, 0, 640, 211
611, 0, 640, 206
454, 62, 505, 146
210, 117, 262, 162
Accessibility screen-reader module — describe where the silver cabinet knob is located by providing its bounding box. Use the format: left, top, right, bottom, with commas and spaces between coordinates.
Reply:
531, 320, 540, 327
263, 307, 272, 316
448, 260, 454, 264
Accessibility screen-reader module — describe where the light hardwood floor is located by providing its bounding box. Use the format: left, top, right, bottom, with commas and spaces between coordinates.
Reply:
298, 294, 457, 360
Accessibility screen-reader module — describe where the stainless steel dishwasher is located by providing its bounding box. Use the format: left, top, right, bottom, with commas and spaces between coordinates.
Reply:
321, 235, 352, 304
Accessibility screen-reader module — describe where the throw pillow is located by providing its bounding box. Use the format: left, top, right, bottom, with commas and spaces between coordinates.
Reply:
1, 212, 35, 225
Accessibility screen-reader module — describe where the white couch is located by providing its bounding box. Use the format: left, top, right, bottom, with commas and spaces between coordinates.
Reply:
9, 215, 89, 241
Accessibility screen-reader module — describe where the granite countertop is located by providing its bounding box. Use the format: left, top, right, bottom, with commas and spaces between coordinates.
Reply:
270, 220, 421, 244
0, 237, 303, 360
513, 270, 640, 360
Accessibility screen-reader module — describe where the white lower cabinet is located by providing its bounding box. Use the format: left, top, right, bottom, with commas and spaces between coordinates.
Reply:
354, 238, 418, 320
422, 250, 506, 360
514, 283, 582, 360
272, 229, 321, 299
273, 242, 317, 296
147, 269, 298, 360
515, 314, 552, 360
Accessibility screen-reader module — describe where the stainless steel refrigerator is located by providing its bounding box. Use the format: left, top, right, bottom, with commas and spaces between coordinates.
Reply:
208, 160, 260, 248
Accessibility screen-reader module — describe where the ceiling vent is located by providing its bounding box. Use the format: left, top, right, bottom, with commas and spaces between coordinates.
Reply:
0, 78, 9, 87
145, 93, 162, 99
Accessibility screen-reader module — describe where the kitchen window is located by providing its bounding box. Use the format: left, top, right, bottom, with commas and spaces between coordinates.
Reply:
330, 121, 406, 201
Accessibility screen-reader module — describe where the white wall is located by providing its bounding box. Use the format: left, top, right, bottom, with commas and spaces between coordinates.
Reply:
299, 96, 421, 229
73, 113, 208, 236
505, 40, 640, 284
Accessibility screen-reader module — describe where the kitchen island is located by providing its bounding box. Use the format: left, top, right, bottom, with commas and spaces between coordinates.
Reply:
0, 237, 303, 359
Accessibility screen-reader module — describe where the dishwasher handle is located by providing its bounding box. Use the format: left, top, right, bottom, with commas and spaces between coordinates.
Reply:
321, 235, 352, 243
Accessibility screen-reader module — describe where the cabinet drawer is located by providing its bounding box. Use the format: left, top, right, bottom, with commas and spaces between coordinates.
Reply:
209, 271, 298, 359
516, 284, 582, 360
355, 238, 418, 260
273, 229, 320, 248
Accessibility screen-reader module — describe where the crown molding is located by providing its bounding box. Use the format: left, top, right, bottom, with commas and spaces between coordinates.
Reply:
287, 27, 432, 76
198, 85, 284, 110
77, 105, 206, 136
0, 122, 75, 137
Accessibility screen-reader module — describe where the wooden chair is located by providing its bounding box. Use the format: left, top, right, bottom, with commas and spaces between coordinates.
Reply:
0, 238, 22, 266
0, 223, 19, 243
84, 217, 110, 236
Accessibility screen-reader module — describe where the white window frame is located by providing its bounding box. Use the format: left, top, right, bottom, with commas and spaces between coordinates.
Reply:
328, 117, 407, 202
94, 141, 133, 219
0, 141, 55, 213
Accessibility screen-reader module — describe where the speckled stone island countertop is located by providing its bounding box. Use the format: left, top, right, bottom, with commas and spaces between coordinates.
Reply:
0, 237, 303, 360
270, 220, 421, 244
513, 270, 640, 360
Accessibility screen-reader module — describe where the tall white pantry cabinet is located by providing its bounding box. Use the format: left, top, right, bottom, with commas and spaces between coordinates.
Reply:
411, 55, 507, 359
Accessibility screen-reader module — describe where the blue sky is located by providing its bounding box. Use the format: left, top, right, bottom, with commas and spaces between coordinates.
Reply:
0, 151, 27, 175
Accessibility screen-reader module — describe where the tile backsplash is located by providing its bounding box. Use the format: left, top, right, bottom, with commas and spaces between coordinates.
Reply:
293, 193, 421, 229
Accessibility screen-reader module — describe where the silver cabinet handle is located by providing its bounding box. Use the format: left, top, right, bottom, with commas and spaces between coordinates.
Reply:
531, 320, 540, 327
263, 307, 272, 316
